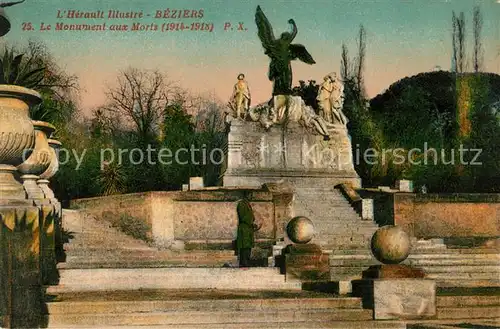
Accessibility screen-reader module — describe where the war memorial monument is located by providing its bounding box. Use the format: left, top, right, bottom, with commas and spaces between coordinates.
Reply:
0, 3, 498, 328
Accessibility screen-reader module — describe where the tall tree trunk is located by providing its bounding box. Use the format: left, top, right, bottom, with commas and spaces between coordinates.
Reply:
473, 5, 483, 73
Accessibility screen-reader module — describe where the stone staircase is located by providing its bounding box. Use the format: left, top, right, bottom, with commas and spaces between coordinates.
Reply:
292, 187, 379, 251
45, 209, 405, 328
42, 209, 500, 328
45, 290, 390, 328
329, 239, 500, 287
50, 210, 299, 291
290, 188, 500, 288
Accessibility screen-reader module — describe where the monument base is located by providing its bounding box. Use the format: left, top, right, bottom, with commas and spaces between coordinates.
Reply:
223, 168, 361, 189
221, 120, 360, 188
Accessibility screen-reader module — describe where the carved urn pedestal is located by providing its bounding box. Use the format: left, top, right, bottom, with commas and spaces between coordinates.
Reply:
0, 85, 45, 328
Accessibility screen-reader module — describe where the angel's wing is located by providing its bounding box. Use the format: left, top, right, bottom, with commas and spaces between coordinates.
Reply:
289, 44, 316, 64
0, 0, 25, 8
255, 6, 276, 53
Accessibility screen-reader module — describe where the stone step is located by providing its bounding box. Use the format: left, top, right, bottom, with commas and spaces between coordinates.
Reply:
406, 258, 500, 266
329, 264, 499, 276
47, 268, 302, 292
436, 306, 500, 319
47, 297, 364, 314
295, 208, 356, 214
320, 241, 371, 250
420, 265, 499, 273
437, 295, 500, 307
329, 258, 499, 267
59, 259, 236, 269
295, 203, 349, 208
314, 224, 377, 233
329, 248, 500, 256
316, 222, 376, 229
409, 252, 500, 258
318, 235, 371, 245
63, 250, 236, 259
45, 309, 374, 327
302, 190, 346, 195
312, 216, 365, 223
295, 211, 358, 218
46, 320, 408, 329
311, 213, 366, 220
427, 273, 500, 281
436, 279, 500, 288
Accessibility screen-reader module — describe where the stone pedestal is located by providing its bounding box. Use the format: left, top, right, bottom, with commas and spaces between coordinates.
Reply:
363, 264, 425, 279
0, 205, 44, 328
222, 121, 360, 188
395, 180, 413, 192
0, 165, 27, 200
40, 204, 58, 285
354, 265, 436, 320
361, 198, 374, 220
282, 244, 330, 282
189, 177, 204, 190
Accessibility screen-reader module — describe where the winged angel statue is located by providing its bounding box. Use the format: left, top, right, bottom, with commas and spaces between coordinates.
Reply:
255, 5, 316, 95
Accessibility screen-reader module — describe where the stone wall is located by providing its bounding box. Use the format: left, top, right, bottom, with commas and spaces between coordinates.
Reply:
358, 190, 500, 239
71, 187, 293, 249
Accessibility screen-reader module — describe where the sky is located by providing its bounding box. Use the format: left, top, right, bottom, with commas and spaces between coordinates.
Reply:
2, 0, 500, 116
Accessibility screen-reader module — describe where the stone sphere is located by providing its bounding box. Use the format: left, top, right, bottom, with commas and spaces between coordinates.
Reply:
371, 225, 410, 264
286, 216, 314, 244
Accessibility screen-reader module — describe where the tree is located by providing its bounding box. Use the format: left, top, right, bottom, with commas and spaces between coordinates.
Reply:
452, 11, 458, 72
291, 79, 319, 109
472, 5, 483, 72
340, 44, 351, 82
160, 103, 197, 189
0, 40, 80, 125
102, 68, 177, 145
452, 11, 466, 73
355, 25, 366, 98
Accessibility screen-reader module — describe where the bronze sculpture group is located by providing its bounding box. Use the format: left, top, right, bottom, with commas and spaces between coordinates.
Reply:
228, 5, 349, 136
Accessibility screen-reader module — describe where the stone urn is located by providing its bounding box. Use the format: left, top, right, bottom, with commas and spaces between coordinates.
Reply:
17, 121, 56, 200
38, 138, 62, 199
0, 85, 42, 199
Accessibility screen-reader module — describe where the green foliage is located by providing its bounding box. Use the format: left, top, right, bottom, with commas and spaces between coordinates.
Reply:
370, 71, 500, 192
0, 47, 45, 88
292, 80, 319, 109
99, 162, 126, 196
462, 74, 500, 192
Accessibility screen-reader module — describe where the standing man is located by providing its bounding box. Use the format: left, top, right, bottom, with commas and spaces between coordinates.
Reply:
236, 191, 260, 267
231, 73, 251, 120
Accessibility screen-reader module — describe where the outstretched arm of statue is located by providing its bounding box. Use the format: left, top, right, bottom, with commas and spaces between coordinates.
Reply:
288, 19, 297, 42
